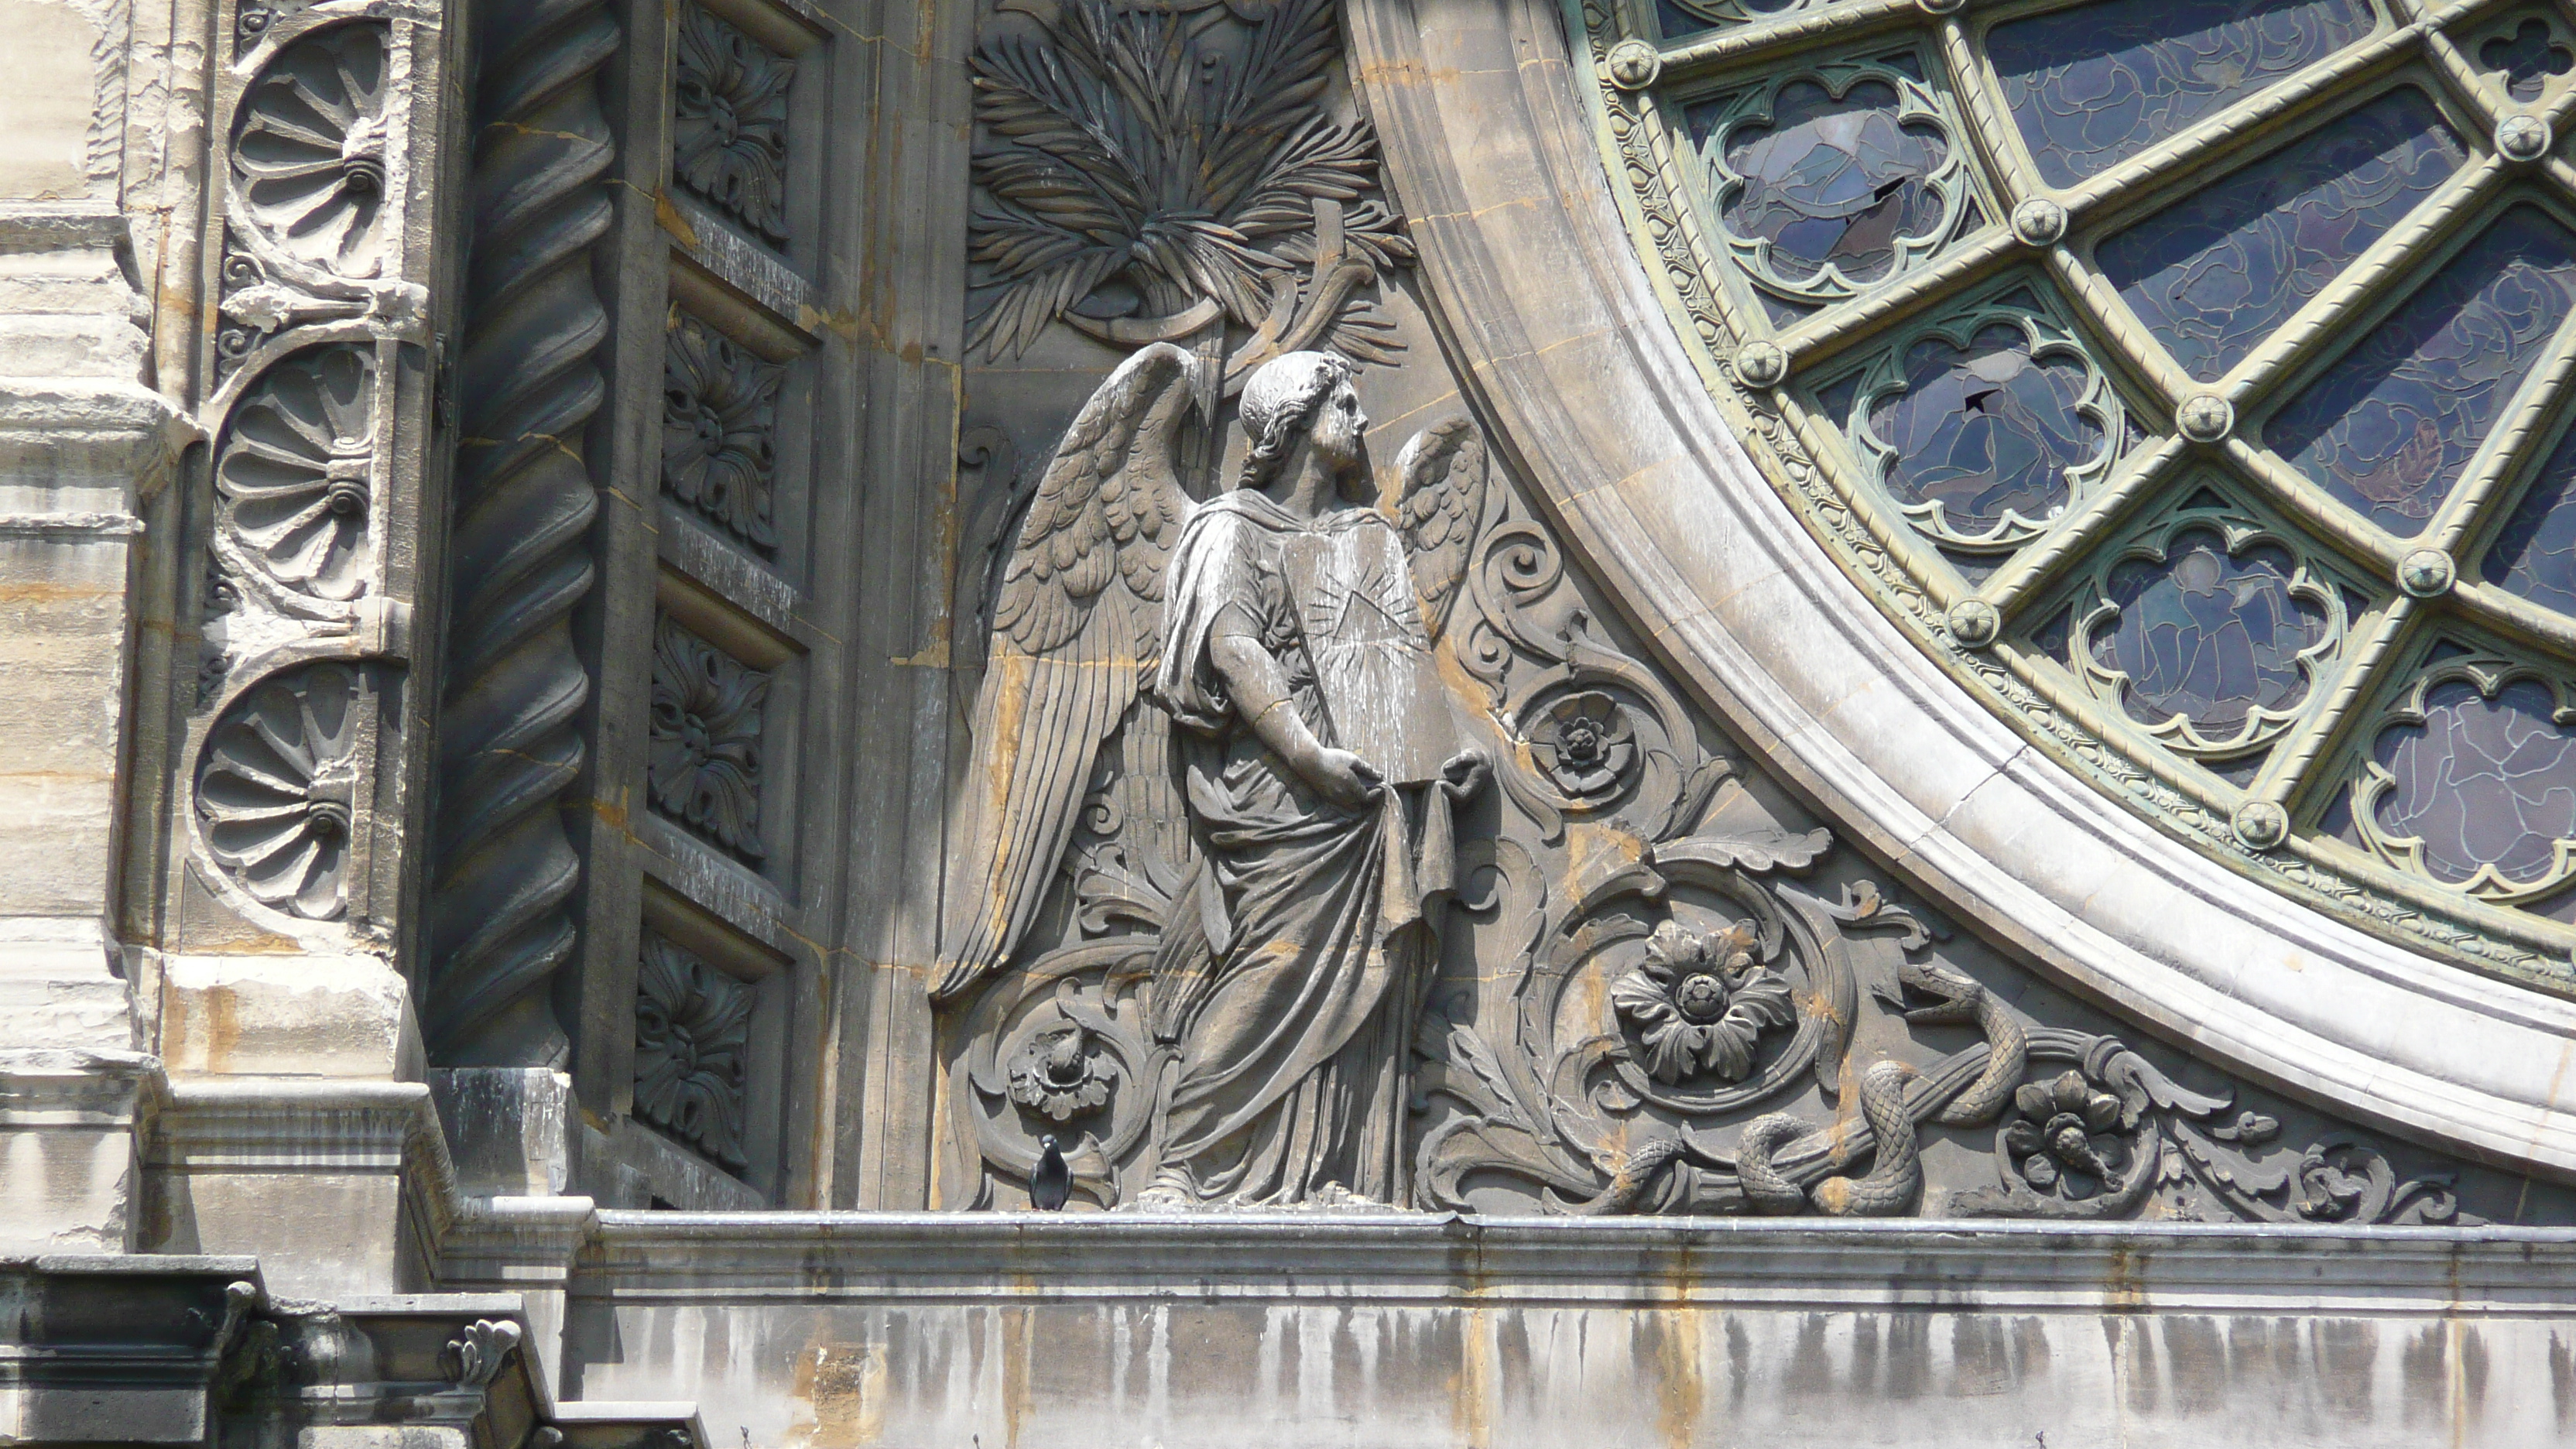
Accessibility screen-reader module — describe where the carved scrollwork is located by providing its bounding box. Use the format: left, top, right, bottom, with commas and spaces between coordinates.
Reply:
233, 22, 392, 279
195, 662, 365, 922
648, 618, 770, 864
673, 2, 793, 245
633, 933, 755, 1171
954, 940, 1163, 1209
214, 344, 377, 606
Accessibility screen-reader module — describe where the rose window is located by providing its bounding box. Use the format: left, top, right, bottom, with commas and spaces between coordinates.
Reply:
1584, 0, 2576, 985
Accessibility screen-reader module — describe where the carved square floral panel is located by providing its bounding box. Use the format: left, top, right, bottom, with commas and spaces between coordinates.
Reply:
673, 1, 793, 245
663, 313, 783, 552
649, 615, 772, 865
634, 931, 755, 1171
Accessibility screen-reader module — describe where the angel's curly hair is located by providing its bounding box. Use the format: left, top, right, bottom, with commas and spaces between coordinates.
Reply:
1237, 351, 1356, 493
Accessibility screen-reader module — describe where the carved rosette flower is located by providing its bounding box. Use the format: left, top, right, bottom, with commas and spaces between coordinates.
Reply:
195, 663, 363, 920
1609, 920, 1796, 1084
663, 318, 782, 550
673, 2, 793, 244
1007, 1023, 1112, 1122
217, 345, 376, 601
234, 23, 391, 276
649, 619, 770, 862
633, 935, 754, 1170
1526, 690, 1636, 801
2002, 1071, 2129, 1200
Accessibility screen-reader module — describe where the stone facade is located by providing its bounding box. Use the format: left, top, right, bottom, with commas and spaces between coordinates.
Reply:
6, 0, 2576, 1440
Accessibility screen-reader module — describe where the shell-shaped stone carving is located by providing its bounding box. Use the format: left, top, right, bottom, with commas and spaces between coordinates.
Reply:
216, 344, 377, 601
196, 663, 364, 921
234, 22, 392, 277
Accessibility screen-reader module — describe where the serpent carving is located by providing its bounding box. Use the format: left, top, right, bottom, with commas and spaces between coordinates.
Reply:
425, 0, 618, 1065
1898, 959, 2026, 1125
1736, 1059, 1923, 1217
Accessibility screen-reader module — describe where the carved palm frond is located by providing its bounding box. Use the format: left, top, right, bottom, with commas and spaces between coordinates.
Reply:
967, 0, 1412, 360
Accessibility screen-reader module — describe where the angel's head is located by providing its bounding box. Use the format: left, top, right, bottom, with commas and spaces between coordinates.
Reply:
1238, 351, 1370, 502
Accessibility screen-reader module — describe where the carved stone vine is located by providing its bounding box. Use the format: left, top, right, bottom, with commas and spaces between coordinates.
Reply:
633, 933, 755, 1170
426, 0, 620, 1066
673, 1, 793, 245
663, 313, 782, 551
648, 618, 770, 865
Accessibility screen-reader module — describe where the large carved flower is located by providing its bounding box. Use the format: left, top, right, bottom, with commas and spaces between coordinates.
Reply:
234, 23, 389, 276
633, 935, 754, 1170
2002, 1070, 2127, 1200
1007, 1023, 1111, 1122
1610, 920, 1797, 1084
218, 345, 376, 600
673, 3, 793, 244
649, 620, 770, 862
196, 663, 362, 920
663, 318, 781, 550
1527, 690, 1637, 801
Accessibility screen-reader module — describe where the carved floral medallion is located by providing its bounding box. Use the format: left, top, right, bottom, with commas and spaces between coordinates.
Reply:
663, 315, 782, 550
633, 933, 755, 1170
673, 2, 793, 245
196, 663, 364, 921
648, 618, 770, 864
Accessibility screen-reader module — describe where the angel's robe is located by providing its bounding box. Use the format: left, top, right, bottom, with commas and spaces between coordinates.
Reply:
1144, 488, 1470, 1206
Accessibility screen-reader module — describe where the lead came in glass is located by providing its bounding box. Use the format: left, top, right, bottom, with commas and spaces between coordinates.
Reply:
1700, 77, 1951, 288
2088, 529, 2329, 738
1868, 323, 2104, 536
1989, 0, 2376, 188
2373, 677, 2576, 886
2269, 207, 2576, 536
2097, 89, 2463, 383
2485, 424, 2576, 615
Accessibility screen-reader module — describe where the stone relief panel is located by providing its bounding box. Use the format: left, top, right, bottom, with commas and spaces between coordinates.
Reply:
663, 312, 783, 552
649, 616, 772, 867
213, 344, 379, 608
934, 340, 2556, 1222
673, 0, 794, 247
194, 662, 366, 923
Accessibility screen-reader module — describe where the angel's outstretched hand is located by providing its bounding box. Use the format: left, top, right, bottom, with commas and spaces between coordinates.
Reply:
1307, 747, 1383, 811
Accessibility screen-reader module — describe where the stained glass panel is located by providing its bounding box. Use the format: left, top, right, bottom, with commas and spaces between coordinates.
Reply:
2268, 207, 2576, 536
2478, 18, 2572, 102
2372, 677, 2576, 885
2485, 424, 2576, 616
2089, 528, 2330, 736
1864, 320, 2105, 537
1694, 77, 1952, 288
1988, 0, 2376, 188
2097, 88, 2462, 383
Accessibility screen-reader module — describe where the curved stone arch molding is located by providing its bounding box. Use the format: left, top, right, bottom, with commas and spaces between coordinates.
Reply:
1345, 0, 2576, 1177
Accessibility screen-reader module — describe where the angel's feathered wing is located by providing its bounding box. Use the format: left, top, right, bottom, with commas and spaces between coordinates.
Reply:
1396, 416, 1490, 635
931, 344, 1198, 1004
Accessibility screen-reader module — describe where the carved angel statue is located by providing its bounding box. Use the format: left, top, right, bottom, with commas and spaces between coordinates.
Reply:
934, 342, 1493, 1208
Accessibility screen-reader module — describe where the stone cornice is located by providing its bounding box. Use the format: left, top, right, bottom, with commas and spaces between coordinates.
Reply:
577, 1211, 2576, 1313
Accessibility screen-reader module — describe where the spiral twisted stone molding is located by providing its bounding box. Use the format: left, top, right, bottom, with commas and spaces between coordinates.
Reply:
426, 0, 620, 1067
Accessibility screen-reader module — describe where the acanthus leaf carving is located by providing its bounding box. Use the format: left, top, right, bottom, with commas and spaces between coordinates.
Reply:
648, 617, 771, 864
673, 1, 793, 245
633, 933, 755, 1171
662, 313, 783, 551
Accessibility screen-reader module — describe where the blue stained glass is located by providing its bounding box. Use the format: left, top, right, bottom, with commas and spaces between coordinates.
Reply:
2268, 207, 2576, 536
2098, 88, 2463, 382
2373, 677, 2576, 884
1989, 0, 2376, 188
2089, 527, 2329, 735
1700, 79, 1951, 286
2482, 423, 2576, 615
2480, 19, 2572, 102
1869, 323, 2104, 533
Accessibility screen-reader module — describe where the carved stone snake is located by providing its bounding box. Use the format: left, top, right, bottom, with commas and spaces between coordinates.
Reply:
1899, 960, 2026, 1127
1735, 1059, 1922, 1217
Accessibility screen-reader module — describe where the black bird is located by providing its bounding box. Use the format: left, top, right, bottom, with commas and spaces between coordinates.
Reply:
1029, 1134, 1071, 1211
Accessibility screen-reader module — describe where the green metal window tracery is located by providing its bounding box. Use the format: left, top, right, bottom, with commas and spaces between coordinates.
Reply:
1576, 0, 2576, 985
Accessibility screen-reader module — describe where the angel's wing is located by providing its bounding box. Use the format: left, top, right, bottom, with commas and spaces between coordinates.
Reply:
931, 343, 1199, 1004
1395, 416, 1490, 636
